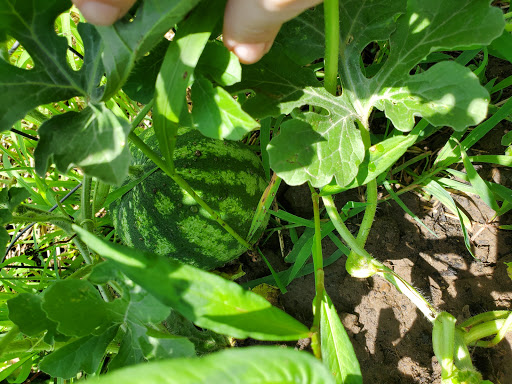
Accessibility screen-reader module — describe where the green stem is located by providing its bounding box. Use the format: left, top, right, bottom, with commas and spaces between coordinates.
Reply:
81, 175, 93, 232
131, 100, 154, 132
464, 318, 509, 347
323, 0, 340, 95
128, 132, 253, 251
308, 182, 325, 359
354, 120, 377, 246
322, 195, 438, 321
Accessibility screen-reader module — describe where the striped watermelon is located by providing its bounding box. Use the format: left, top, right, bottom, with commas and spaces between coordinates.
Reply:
110, 128, 267, 270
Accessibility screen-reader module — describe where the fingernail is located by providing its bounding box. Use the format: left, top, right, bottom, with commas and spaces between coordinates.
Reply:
79, 1, 121, 25
233, 43, 267, 64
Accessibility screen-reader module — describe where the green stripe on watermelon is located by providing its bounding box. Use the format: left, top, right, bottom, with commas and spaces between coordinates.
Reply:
110, 128, 268, 270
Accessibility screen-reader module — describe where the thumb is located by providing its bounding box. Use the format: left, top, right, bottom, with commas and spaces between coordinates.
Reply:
72, 0, 137, 26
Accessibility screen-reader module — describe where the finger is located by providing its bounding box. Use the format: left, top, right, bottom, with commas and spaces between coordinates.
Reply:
223, 0, 322, 64
72, 0, 137, 26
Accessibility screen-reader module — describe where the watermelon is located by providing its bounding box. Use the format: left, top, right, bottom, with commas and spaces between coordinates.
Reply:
110, 128, 267, 270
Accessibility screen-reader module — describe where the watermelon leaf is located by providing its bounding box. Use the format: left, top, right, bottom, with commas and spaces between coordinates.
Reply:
41, 280, 112, 338
7, 293, 58, 337
34, 104, 132, 185
83, 347, 336, 384
0, 0, 104, 130
231, 0, 504, 188
39, 326, 119, 379
95, 0, 201, 100
73, 225, 311, 341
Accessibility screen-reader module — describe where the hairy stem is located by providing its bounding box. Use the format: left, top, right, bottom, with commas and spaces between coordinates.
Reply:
354, 120, 377, 247
322, 195, 438, 321
323, 0, 340, 95
308, 182, 325, 359
81, 175, 93, 232
128, 131, 253, 251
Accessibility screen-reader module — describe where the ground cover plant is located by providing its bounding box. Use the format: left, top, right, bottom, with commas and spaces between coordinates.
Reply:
0, 0, 512, 382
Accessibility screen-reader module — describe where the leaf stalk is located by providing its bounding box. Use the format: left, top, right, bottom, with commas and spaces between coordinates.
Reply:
323, 0, 340, 95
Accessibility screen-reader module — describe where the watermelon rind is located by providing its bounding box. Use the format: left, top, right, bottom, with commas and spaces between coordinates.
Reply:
110, 128, 267, 270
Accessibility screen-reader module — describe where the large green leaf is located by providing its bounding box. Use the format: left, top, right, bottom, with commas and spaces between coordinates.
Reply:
42, 280, 112, 337
95, 0, 201, 100
34, 104, 132, 185
39, 326, 119, 379
232, 0, 505, 188
0, 0, 104, 130
84, 347, 336, 384
73, 226, 310, 341
7, 293, 57, 336
105, 279, 195, 369
152, 0, 223, 169
320, 292, 362, 384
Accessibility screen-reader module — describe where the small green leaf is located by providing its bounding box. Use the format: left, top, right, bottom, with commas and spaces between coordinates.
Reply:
460, 146, 500, 212
320, 292, 362, 384
39, 326, 119, 379
42, 280, 111, 337
95, 0, 201, 99
506, 263, 512, 282
84, 347, 336, 384
0, 228, 8, 253
122, 39, 169, 104
153, 0, 223, 169
191, 76, 259, 140
7, 293, 57, 336
73, 226, 310, 341
34, 104, 131, 185
196, 41, 242, 86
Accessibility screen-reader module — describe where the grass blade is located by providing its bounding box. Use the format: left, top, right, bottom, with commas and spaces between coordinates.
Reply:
320, 292, 362, 384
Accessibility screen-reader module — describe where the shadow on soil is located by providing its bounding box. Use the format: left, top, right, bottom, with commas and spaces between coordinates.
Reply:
238, 172, 512, 383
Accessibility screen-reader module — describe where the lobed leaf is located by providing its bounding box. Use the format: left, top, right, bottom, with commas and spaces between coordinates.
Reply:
84, 347, 336, 384
42, 279, 112, 337
39, 326, 119, 379
0, 0, 104, 129
34, 104, 132, 185
233, 0, 505, 188
73, 225, 310, 341
7, 293, 57, 336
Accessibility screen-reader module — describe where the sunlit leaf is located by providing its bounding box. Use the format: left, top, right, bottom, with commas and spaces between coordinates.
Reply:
231, 0, 505, 188
95, 0, 201, 100
320, 292, 362, 384
74, 226, 310, 341
85, 347, 336, 384
191, 76, 259, 140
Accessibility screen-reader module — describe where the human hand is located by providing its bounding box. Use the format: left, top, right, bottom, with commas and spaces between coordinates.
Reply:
71, 0, 323, 64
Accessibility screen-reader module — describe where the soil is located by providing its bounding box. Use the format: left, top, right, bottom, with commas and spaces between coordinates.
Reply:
235, 57, 512, 383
